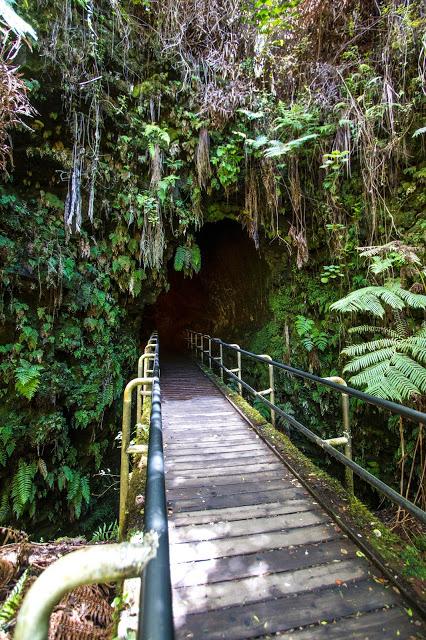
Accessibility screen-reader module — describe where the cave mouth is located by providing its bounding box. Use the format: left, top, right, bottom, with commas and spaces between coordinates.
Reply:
142, 219, 270, 352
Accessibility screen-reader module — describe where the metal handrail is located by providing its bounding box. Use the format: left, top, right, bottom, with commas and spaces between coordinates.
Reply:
188, 330, 426, 525
14, 537, 159, 640
139, 335, 174, 640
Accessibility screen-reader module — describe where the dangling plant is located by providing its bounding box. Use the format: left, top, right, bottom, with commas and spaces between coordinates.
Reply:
173, 242, 201, 277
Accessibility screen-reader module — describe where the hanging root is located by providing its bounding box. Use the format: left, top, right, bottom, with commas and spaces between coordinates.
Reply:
195, 127, 211, 190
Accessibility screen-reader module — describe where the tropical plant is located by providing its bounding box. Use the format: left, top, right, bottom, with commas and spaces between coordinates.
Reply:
331, 281, 426, 513
0, 569, 29, 630
294, 315, 328, 353
173, 243, 201, 276
90, 520, 118, 542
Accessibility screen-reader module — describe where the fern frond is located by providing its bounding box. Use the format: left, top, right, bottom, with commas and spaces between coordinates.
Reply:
347, 361, 389, 387
191, 245, 201, 273
330, 286, 405, 317
385, 368, 421, 399
341, 338, 396, 357
390, 353, 426, 393
343, 347, 395, 373
348, 325, 400, 338
14, 362, 44, 400
11, 460, 37, 517
387, 283, 426, 309
400, 337, 426, 364
0, 569, 29, 627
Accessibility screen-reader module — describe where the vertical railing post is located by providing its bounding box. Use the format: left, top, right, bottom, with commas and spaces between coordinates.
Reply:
258, 354, 276, 427
119, 376, 153, 542
229, 344, 242, 395
324, 376, 353, 494
219, 342, 224, 380
208, 336, 212, 370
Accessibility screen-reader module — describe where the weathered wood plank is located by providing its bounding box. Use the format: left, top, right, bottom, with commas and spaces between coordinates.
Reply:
165, 462, 284, 479
270, 607, 424, 640
173, 559, 369, 615
171, 500, 318, 526
174, 580, 399, 640
171, 539, 350, 588
169, 487, 309, 512
168, 469, 291, 488
167, 479, 301, 501
169, 510, 329, 543
169, 522, 339, 563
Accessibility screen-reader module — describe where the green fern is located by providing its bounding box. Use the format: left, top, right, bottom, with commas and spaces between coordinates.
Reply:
14, 361, 44, 400
0, 569, 29, 629
11, 460, 37, 517
90, 520, 118, 542
173, 245, 188, 272
333, 283, 426, 402
330, 283, 426, 318
191, 245, 201, 273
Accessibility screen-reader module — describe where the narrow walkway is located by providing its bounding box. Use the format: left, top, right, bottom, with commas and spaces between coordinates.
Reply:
161, 358, 422, 639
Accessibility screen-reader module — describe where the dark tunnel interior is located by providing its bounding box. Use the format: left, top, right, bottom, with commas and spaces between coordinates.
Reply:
142, 219, 270, 351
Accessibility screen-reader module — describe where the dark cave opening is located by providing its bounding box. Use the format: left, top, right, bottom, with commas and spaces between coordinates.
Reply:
142, 219, 270, 351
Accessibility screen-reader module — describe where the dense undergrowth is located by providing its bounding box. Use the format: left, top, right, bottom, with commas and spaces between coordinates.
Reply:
0, 0, 425, 539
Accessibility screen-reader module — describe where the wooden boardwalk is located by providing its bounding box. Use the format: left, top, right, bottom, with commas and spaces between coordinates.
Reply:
161, 358, 424, 639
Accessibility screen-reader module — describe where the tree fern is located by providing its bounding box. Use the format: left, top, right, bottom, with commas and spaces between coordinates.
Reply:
332, 282, 426, 402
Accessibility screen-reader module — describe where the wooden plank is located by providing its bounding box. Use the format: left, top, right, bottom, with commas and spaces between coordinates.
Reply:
165, 462, 285, 480
167, 479, 302, 501
171, 500, 318, 526
169, 510, 329, 543
168, 469, 290, 488
171, 539, 351, 588
270, 607, 424, 640
169, 522, 339, 563
173, 559, 369, 615
169, 487, 309, 512
165, 443, 262, 456
166, 455, 278, 471
165, 433, 259, 444
174, 579, 399, 640
165, 449, 275, 464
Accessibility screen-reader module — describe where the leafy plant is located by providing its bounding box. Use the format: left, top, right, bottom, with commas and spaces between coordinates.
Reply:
173, 243, 201, 276
14, 361, 43, 400
90, 520, 118, 542
0, 569, 29, 630
294, 316, 328, 352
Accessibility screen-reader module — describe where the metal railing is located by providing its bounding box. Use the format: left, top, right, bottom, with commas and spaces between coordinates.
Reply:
188, 330, 426, 525
14, 334, 174, 640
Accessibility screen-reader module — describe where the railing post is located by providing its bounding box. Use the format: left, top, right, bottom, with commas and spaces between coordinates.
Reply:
208, 336, 212, 369
219, 342, 224, 380
137, 352, 155, 424
324, 376, 353, 494
258, 354, 276, 427
228, 344, 242, 395
119, 376, 154, 542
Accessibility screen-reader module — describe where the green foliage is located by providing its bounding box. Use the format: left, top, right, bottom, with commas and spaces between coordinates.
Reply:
173, 243, 201, 276
91, 520, 118, 542
0, 569, 29, 629
294, 316, 328, 352
11, 460, 37, 517
14, 361, 44, 400
330, 284, 426, 318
